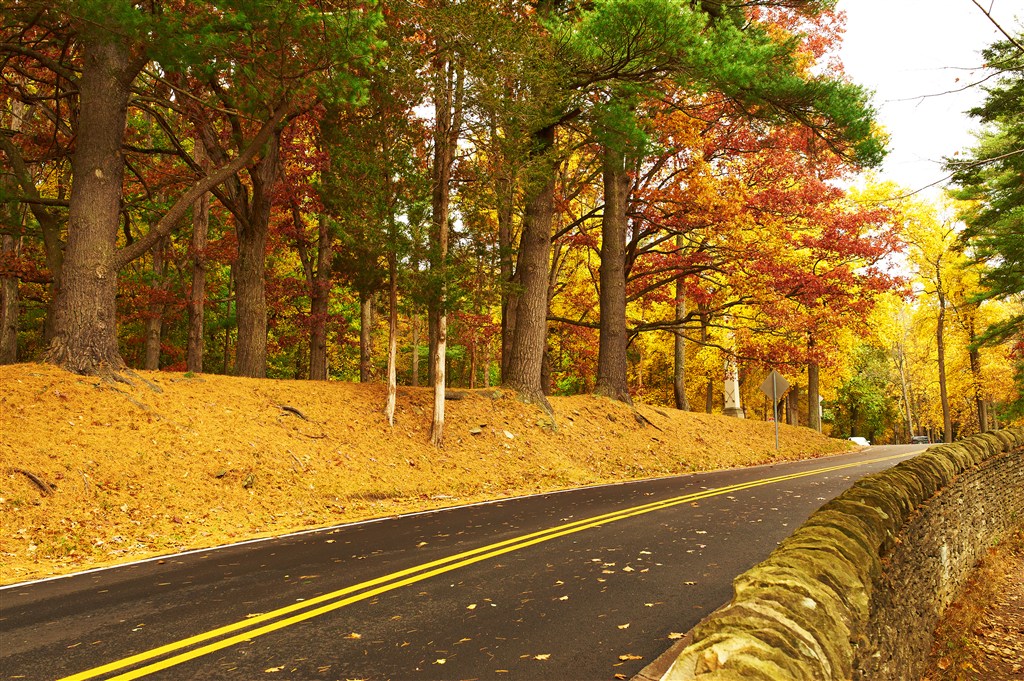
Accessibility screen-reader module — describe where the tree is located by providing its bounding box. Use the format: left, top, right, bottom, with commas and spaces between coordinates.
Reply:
948, 31, 1024, 415
905, 204, 963, 443
1, 1, 377, 377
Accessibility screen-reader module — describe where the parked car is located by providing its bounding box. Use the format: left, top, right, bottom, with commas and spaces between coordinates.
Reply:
848, 436, 870, 446
910, 435, 930, 444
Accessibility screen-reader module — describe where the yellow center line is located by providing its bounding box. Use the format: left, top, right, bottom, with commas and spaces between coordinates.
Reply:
59, 452, 909, 681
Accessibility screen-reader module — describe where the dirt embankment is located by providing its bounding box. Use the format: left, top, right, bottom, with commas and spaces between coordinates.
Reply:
0, 363, 850, 585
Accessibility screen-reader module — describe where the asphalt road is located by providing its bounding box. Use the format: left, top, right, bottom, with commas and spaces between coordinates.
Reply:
0, 444, 925, 681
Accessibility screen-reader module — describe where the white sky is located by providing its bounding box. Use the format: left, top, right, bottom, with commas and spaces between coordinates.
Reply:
836, 0, 1022, 198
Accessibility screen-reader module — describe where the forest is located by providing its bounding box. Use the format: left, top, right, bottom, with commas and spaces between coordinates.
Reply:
1, 0, 1021, 446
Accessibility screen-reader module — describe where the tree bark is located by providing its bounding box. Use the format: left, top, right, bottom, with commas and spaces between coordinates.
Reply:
0, 232, 17, 364
360, 291, 373, 382
411, 313, 420, 387
497, 165, 517, 381
187, 142, 209, 373
143, 236, 167, 370
232, 132, 280, 378
967, 313, 988, 433
385, 251, 398, 426
308, 215, 331, 381
701, 311, 713, 413
428, 55, 464, 447
936, 286, 952, 443
896, 342, 914, 441
502, 124, 556, 409
45, 36, 143, 375
673, 237, 689, 411
0, 125, 64, 341
786, 383, 799, 426
594, 145, 632, 404
807, 359, 821, 432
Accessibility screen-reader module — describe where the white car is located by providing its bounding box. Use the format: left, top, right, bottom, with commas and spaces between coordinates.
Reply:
848, 436, 870, 446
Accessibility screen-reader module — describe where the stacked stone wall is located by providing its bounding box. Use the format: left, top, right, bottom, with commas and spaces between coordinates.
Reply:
662, 428, 1024, 681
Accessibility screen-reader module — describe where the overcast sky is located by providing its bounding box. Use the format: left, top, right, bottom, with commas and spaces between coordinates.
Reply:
835, 0, 1021, 198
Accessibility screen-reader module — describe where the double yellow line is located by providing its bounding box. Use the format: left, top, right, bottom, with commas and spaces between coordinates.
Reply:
60, 452, 908, 681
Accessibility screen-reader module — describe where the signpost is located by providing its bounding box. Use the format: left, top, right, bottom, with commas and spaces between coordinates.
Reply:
759, 370, 790, 449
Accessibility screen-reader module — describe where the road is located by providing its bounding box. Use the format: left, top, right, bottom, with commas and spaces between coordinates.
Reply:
0, 445, 924, 681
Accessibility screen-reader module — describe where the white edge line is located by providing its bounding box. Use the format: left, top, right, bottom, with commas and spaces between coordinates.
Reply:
0, 446, 919, 591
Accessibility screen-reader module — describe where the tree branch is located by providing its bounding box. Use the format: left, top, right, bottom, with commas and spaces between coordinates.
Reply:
115, 102, 293, 268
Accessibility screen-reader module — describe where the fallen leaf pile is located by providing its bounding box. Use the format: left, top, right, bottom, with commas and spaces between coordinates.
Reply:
922, 530, 1024, 680
0, 363, 850, 584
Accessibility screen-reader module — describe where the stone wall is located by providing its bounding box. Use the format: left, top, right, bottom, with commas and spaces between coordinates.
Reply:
661, 428, 1024, 681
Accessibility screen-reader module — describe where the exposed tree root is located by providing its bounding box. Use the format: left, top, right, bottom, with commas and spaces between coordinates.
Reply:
8, 468, 55, 496
279, 404, 308, 420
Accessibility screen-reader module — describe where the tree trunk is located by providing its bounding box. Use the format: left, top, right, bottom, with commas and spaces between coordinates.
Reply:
427, 305, 438, 387
594, 145, 632, 404
0, 106, 64, 343
385, 251, 398, 426
143, 236, 167, 370
428, 56, 464, 447
46, 36, 142, 374
187, 142, 209, 373
411, 313, 420, 387
786, 384, 799, 426
233, 132, 280, 378
936, 288, 952, 443
673, 241, 689, 411
1, 101, 28, 363
309, 215, 331, 380
896, 343, 914, 441
497, 168, 516, 381
0, 232, 17, 364
360, 291, 373, 382
967, 314, 987, 433
503, 124, 556, 409
807, 360, 821, 432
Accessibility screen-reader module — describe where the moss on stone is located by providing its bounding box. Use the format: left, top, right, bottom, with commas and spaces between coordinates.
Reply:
663, 427, 1024, 681
843, 483, 911, 528
727, 587, 855, 678
816, 497, 895, 553
759, 549, 870, 623
783, 524, 880, 589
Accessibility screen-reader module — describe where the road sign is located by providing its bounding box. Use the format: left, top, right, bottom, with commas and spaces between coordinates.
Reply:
759, 370, 790, 402
759, 370, 790, 450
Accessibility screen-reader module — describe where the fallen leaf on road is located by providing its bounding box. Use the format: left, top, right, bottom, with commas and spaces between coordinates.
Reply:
558, 596, 569, 601
467, 603, 477, 610
618, 654, 643, 661
615, 674, 628, 679
617, 623, 630, 629
264, 667, 283, 673
434, 658, 446, 665
534, 654, 550, 660
344, 632, 362, 639
668, 632, 684, 640
622, 566, 635, 572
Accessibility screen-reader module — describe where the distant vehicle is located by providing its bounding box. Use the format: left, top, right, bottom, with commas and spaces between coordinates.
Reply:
848, 436, 870, 446
910, 435, 930, 444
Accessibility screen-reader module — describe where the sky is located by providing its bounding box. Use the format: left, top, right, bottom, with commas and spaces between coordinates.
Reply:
836, 0, 1022, 199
